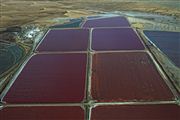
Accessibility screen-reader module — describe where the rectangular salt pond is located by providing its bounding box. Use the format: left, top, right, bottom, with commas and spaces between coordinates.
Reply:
0, 106, 84, 120
82, 16, 130, 28
2, 53, 87, 103
91, 52, 174, 102
37, 29, 89, 52
92, 28, 145, 51
91, 104, 179, 120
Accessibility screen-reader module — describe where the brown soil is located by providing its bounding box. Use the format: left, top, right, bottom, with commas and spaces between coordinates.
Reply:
1, 0, 179, 28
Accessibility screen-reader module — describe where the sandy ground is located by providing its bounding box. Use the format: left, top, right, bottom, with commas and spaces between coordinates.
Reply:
0, 0, 180, 28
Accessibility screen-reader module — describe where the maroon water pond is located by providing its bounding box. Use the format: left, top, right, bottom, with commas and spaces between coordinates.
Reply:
37, 29, 89, 52
0, 106, 84, 120
91, 52, 174, 102
92, 28, 145, 51
91, 104, 179, 120
2, 53, 87, 103
82, 16, 130, 28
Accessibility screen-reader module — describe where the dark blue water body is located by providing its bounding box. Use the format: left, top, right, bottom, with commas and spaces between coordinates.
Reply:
50, 18, 83, 29
144, 31, 180, 68
0, 42, 24, 75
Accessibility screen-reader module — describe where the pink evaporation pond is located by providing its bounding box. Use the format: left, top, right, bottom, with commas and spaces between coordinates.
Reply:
0, 106, 84, 120
2, 53, 87, 103
92, 28, 145, 51
91, 52, 174, 102
82, 16, 130, 28
91, 104, 179, 120
37, 29, 89, 52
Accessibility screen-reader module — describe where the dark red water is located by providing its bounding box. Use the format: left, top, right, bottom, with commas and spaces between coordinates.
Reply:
83, 16, 130, 28
91, 104, 179, 120
91, 52, 174, 102
3, 54, 87, 103
0, 106, 84, 120
1, 16, 178, 120
37, 29, 89, 52
92, 28, 145, 51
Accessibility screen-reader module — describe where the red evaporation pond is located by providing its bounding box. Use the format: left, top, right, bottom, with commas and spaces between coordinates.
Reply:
91, 52, 174, 102
37, 29, 89, 52
0, 106, 84, 120
3, 53, 87, 103
91, 104, 179, 120
82, 16, 130, 28
92, 28, 145, 51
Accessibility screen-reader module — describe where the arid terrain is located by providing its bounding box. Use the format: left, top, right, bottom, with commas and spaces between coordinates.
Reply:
1, 0, 180, 28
